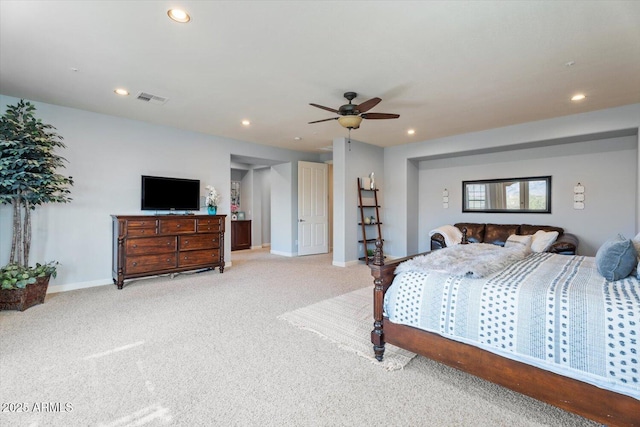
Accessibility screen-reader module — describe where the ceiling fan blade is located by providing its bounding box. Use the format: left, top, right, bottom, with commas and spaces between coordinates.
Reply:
310, 103, 339, 114
356, 97, 381, 113
361, 113, 400, 120
308, 117, 339, 124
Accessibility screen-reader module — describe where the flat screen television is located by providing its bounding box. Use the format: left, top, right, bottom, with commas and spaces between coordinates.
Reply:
141, 175, 200, 211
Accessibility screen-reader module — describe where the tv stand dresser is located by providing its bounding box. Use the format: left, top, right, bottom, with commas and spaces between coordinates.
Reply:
111, 214, 226, 289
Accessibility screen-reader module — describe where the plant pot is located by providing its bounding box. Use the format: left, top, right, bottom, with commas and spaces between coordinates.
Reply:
207, 206, 217, 215
0, 275, 51, 311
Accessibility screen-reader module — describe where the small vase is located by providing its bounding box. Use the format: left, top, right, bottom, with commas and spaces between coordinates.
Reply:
207, 206, 217, 215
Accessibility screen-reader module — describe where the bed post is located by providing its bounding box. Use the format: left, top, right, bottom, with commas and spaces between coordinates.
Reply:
370, 239, 386, 361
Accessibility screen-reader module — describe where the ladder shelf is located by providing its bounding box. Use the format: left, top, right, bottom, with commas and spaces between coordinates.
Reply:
357, 177, 383, 265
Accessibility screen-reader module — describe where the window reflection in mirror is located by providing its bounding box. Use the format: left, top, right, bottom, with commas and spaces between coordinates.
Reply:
462, 176, 551, 213
231, 181, 241, 210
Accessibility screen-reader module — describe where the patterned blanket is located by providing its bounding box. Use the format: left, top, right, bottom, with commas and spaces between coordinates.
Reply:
385, 253, 640, 399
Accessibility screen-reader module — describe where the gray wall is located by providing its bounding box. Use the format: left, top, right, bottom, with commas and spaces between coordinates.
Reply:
332, 137, 384, 266
383, 103, 640, 258
418, 136, 637, 256
270, 162, 296, 256
0, 95, 321, 291
255, 168, 271, 246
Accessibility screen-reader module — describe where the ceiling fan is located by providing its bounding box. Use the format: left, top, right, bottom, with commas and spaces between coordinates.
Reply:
308, 92, 400, 129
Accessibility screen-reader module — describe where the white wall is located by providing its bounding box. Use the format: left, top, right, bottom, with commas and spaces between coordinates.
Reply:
0, 95, 322, 291
383, 103, 640, 258
418, 136, 637, 256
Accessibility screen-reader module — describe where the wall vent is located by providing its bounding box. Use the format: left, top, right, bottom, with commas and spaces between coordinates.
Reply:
136, 91, 169, 105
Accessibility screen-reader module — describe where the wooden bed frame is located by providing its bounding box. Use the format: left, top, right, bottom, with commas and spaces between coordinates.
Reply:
368, 241, 640, 427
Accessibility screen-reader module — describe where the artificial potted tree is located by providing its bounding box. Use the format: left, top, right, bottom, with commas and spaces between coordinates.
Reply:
0, 99, 73, 311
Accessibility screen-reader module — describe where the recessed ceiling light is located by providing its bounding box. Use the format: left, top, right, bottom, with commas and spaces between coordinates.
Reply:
167, 9, 190, 23
114, 88, 129, 96
241, 120, 251, 126
571, 94, 586, 101
294, 136, 302, 141
407, 129, 416, 135
565, 60, 576, 67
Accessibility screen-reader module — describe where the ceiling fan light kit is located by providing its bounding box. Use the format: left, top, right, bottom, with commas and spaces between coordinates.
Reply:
309, 91, 400, 130
338, 115, 362, 129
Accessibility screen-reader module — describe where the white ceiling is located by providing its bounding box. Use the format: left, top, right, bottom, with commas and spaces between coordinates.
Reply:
1, 1, 639, 153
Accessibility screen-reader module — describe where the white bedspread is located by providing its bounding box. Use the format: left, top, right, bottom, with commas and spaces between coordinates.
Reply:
385, 253, 640, 399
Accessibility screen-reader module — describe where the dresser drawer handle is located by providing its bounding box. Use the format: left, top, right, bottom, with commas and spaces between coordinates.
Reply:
132, 262, 137, 266
167, 259, 171, 263
133, 244, 137, 248
184, 240, 189, 245
167, 242, 171, 245
184, 256, 188, 260
176, 224, 181, 228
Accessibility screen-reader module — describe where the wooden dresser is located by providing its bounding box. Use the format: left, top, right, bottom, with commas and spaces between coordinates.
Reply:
111, 214, 226, 289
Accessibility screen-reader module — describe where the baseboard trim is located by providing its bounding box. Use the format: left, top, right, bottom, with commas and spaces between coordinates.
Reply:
47, 278, 112, 294
46, 263, 234, 293
270, 249, 295, 257
332, 259, 360, 267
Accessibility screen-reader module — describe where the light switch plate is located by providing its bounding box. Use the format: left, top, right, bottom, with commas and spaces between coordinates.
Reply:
573, 202, 585, 210
443, 202, 449, 209
574, 185, 585, 193
574, 194, 585, 202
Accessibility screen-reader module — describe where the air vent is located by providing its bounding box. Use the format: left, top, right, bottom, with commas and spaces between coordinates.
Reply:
136, 91, 169, 105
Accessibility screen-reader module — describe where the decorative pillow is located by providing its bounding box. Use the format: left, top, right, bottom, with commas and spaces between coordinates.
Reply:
504, 234, 532, 252
632, 232, 640, 260
530, 230, 559, 253
595, 234, 637, 281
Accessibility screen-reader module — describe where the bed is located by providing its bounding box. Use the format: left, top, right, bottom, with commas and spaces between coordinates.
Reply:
369, 241, 640, 426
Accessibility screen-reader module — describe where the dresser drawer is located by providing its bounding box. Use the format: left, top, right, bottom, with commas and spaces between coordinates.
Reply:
197, 218, 222, 232
179, 233, 220, 250
127, 227, 157, 237
126, 219, 157, 228
126, 236, 176, 255
126, 254, 177, 274
178, 249, 220, 268
160, 218, 196, 234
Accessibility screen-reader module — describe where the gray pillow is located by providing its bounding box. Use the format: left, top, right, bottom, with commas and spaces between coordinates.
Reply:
595, 234, 637, 281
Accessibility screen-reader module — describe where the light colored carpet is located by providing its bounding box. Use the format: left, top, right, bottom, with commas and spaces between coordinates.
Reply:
278, 287, 415, 370
0, 248, 597, 426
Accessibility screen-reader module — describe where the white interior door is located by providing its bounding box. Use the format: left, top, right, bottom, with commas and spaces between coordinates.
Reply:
298, 161, 329, 256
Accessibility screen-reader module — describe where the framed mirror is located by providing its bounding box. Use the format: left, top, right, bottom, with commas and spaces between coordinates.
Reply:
231, 181, 241, 212
462, 176, 551, 213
